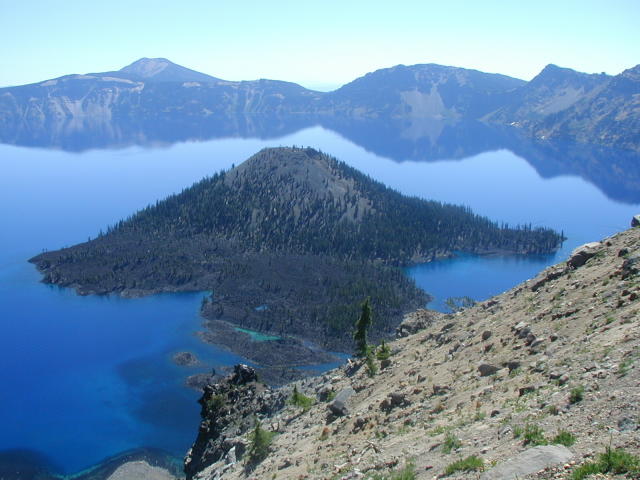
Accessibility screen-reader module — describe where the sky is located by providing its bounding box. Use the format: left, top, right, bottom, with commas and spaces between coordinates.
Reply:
1, 0, 638, 90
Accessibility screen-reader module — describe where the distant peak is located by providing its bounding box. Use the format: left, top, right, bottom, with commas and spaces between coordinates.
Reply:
120, 58, 173, 78
538, 64, 572, 76
529, 64, 582, 85
117, 57, 218, 83
620, 64, 640, 81
530, 64, 613, 88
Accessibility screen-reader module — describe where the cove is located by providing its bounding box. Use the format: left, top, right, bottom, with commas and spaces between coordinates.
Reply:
407, 252, 558, 312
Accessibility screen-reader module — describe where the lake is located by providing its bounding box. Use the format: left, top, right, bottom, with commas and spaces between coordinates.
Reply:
1, 118, 638, 473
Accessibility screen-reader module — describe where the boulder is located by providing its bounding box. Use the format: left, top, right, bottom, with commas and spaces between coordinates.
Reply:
229, 364, 258, 385
478, 364, 500, 377
530, 266, 565, 291
512, 322, 531, 339
396, 309, 443, 337
505, 361, 521, 373
618, 416, 638, 431
480, 445, 573, 480
328, 386, 355, 417
432, 385, 451, 395
519, 385, 537, 396
621, 254, 640, 279
631, 214, 640, 227
567, 242, 602, 268
317, 385, 335, 402
388, 392, 409, 407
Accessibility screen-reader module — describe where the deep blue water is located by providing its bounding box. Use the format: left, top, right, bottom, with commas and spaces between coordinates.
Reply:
1, 123, 639, 473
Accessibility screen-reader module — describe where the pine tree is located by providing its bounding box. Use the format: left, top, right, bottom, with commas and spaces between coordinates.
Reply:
247, 419, 273, 465
353, 298, 372, 357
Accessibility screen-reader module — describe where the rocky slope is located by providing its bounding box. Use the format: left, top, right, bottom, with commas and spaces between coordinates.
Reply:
185, 224, 640, 479
531, 65, 640, 152
484, 64, 610, 125
321, 63, 525, 119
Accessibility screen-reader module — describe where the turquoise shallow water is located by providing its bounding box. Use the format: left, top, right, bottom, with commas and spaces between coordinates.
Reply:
1, 125, 638, 473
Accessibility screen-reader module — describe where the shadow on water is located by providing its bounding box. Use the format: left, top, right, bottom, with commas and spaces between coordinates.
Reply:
0, 447, 183, 480
116, 355, 203, 431
0, 449, 61, 480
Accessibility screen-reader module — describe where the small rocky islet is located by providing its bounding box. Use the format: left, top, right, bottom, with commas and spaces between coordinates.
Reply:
172, 352, 200, 367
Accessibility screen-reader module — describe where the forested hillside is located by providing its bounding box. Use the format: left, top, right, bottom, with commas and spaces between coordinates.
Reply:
30, 147, 563, 355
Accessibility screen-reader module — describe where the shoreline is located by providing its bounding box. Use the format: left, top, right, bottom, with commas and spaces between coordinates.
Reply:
27, 246, 559, 384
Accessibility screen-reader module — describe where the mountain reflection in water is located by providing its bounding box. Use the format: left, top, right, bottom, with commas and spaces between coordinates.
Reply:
3, 114, 639, 204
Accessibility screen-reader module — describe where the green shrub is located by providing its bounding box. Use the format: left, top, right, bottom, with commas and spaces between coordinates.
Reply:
618, 357, 634, 376
443, 456, 484, 476
571, 447, 640, 480
368, 462, 416, 480
569, 385, 585, 404
289, 385, 314, 411
523, 424, 547, 446
442, 432, 462, 454
376, 340, 391, 361
552, 430, 576, 447
366, 348, 378, 377
247, 420, 276, 466
206, 394, 225, 412
509, 367, 522, 377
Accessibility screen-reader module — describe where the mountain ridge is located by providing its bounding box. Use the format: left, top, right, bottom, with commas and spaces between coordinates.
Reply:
1, 58, 638, 152
484, 64, 610, 125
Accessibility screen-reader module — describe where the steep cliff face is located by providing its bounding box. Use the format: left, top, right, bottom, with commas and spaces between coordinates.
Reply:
185, 225, 640, 479
184, 365, 288, 479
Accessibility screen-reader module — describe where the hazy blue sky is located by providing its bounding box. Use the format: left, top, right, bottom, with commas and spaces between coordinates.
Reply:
1, 0, 638, 89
